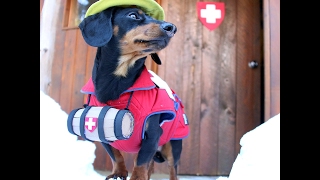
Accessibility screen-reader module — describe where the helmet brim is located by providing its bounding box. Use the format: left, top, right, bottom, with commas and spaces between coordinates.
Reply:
85, 0, 165, 20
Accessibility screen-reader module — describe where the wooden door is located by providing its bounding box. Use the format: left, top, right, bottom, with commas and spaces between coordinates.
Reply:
153, 0, 262, 176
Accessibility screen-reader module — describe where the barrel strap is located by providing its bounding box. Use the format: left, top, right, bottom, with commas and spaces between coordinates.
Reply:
79, 106, 93, 142
67, 108, 82, 135
98, 106, 112, 143
114, 109, 129, 140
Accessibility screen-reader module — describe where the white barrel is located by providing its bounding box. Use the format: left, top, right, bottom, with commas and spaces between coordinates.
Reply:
67, 106, 134, 143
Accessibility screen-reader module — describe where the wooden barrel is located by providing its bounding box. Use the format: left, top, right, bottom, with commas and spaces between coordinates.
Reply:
67, 106, 134, 143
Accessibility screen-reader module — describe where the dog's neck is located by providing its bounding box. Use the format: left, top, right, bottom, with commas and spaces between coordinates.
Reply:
92, 46, 146, 103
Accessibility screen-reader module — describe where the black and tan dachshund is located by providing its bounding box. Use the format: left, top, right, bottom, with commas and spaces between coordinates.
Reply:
79, 6, 189, 180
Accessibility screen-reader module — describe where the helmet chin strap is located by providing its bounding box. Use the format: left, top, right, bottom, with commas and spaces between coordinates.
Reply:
151, 53, 161, 65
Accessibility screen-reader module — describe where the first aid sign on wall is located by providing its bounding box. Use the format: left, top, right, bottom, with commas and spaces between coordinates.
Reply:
197, 2, 225, 31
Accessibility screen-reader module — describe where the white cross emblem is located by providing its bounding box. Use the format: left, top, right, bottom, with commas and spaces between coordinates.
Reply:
85, 117, 97, 132
200, 4, 221, 24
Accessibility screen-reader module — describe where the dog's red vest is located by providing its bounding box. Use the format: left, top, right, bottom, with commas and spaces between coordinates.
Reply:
80, 66, 189, 153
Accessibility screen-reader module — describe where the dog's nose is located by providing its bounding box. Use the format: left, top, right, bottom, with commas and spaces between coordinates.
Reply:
161, 23, 177, 37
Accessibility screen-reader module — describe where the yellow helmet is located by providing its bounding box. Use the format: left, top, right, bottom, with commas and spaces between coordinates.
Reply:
85, 0, 165, 20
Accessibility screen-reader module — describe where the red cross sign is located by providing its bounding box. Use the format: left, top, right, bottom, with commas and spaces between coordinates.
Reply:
85, 117, 97, 132
197, 2, 225, 31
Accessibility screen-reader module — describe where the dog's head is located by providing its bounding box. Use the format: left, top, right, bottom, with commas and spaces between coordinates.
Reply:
79, 6, 177, 76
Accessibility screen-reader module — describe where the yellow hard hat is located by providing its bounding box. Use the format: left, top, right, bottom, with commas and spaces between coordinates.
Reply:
85, 0, 165, 20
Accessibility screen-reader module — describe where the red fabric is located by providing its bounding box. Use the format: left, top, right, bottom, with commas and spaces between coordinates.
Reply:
81, 66, 189, 153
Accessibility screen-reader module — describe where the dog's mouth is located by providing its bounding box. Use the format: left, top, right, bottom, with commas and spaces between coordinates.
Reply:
135, 39, 150, 43
134, 38, 169, 53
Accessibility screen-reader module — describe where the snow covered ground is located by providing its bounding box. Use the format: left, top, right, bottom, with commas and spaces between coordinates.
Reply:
40, 90, 279, 180
226, 113, 280, 180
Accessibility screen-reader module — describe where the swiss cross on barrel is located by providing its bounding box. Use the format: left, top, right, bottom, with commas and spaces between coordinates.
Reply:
85, 117, 97, 132
197, 2, 225, 31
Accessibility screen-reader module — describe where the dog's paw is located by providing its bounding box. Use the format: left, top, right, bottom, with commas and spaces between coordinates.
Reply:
129, 166, 148, 180
105, 176, 127, 180
105, 178, 127, 180
105, 171, 128, 180
106, 177, 127, 180
128, 176, 146, 180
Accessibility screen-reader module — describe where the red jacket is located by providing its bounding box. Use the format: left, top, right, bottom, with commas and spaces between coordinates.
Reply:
81, 66, 189, 153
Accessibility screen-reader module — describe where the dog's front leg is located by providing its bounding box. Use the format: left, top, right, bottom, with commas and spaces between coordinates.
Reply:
147, 159, 155, 180
101, 143, 128, 180
130, 114, 162, 180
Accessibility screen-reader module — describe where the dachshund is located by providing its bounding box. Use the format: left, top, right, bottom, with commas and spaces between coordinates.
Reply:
79, 6, 189, 180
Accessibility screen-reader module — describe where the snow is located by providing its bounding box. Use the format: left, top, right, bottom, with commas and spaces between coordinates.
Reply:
225, 113, 280, 180
40, 90, 105, 180
40, 90, 279, 180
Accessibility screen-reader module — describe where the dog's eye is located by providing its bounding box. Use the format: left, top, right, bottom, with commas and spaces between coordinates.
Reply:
128, 13, 139, 20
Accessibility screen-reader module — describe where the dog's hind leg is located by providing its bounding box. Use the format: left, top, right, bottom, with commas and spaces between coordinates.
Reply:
158, 140, 183, 180
170, 139, 183, 180
101, 143, 128, 180
130, 114, 163, 180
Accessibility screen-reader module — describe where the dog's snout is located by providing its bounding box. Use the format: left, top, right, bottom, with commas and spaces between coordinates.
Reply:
161, 23, 177, 37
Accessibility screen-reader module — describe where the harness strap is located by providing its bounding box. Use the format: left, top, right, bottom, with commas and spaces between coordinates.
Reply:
83, 94, 91, 108
125, 91, 134, 110
79, 106, 94, 142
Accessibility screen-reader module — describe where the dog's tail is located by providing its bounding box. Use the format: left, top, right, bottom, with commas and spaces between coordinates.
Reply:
153, 151, 165, 163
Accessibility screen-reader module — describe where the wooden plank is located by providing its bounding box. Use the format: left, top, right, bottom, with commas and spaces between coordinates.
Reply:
69, 29, 88, 110
62, 0, 71, 28
214, 0, 237, 175
83, 45, 96, 104
263, 0, 271, 121
269, 0, 280, 119
199, 3, 221, 175
263, 0, 280, 121
85, 46, 96, 79
235, 0, 262, 167
68, 0, 77, 27
251, 0, 263, 126
157, 0, 203, 175
59, 30, 77, 113
49, 1, 66, 103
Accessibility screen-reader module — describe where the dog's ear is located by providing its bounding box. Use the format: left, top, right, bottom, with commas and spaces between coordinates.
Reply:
79, 7, 116, 47
151, 53, 162, 65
